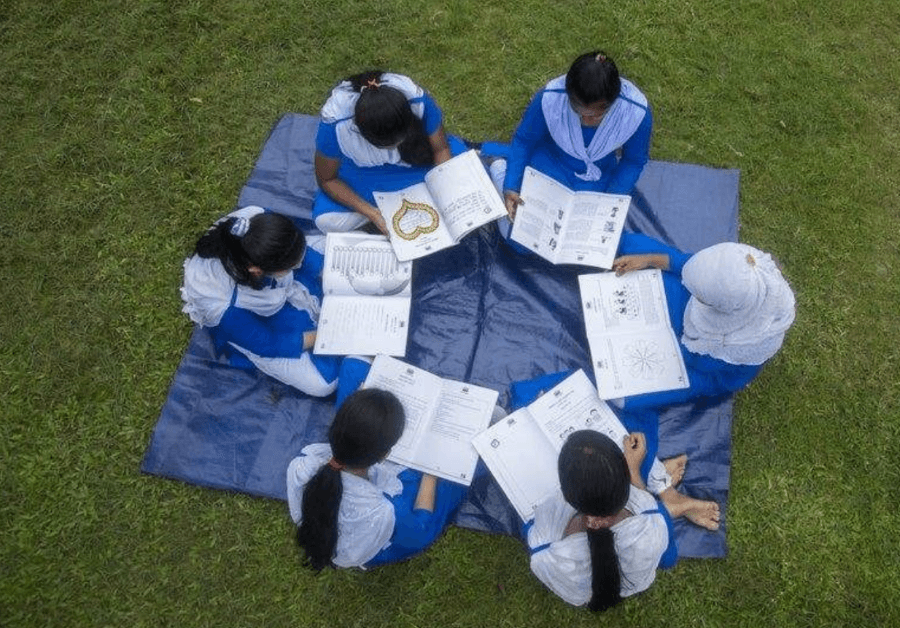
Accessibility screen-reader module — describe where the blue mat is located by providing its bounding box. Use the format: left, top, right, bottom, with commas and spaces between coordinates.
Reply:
142, 114, 739, 558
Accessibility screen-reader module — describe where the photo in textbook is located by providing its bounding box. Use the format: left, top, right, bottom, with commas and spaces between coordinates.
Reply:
363, 355, 499, 485
373, 149, 507, 261
313, 233, 412, 357
471, 370, 630, 521
510, 166, 630, 269
579, 269, 690, 399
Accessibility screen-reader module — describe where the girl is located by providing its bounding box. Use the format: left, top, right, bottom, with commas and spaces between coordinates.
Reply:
287, 388, 467, 569
495, 51, 652, 220
526, 430, 719, 611
313, 70, 466, 233
611, 233, 796, 410
181, 206, 339, 396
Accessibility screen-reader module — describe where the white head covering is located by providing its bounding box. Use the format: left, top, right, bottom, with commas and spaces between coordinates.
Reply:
541, 75, 648, 181
320, 72, 425, 168
286, 444, 405, 568
682, 242, 796, 365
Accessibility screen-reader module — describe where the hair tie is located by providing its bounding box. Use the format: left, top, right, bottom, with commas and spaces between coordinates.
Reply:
595, 53, 607, 63
327, 457, 344, 471
360, 77, 382, 92
746, 253, 756, 267
230, 216, 250, 238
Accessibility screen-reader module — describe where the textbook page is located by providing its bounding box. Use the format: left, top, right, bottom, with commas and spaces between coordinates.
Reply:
579, 269, 690, 398
471, 370, 628, 521
373, 183, 455, 262
471, 407, 560, 521
363, 355, 498, 485
425, 149, 507, 241
510, 167, 629, 269
313, 233, 412, 356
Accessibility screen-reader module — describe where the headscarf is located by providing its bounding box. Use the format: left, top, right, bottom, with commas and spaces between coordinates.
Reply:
541, 76, 648, 181
682, 243, 796, 365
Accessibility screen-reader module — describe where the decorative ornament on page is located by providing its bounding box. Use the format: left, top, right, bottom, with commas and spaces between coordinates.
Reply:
392, 199, 441, 241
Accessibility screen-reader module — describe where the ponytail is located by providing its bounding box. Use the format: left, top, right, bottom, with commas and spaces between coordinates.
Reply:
585, 527, 623, 611
296, 465, 344, 571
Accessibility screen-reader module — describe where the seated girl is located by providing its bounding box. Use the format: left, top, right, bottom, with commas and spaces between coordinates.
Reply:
313, 70, 467, 233
612, 233, 796, 410
181, 206, 339, 397
287, 388, 467, 569
527, 430, 719, 611
492, 51, 652, 221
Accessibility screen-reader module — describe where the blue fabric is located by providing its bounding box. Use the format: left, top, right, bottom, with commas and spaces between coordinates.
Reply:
142, 113, 739, 559
312, 134, 468, 218
503, 88, 652, 195
366, 469, 468, 567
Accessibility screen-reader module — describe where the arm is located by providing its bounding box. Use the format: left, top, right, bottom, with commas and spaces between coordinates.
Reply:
604, 108, 652, 195
314, 151, 388, 233
503, 92, 548, 218
623, 432, 647, 491
428, 125, 452, 165
413, 473, 437, 512
614, 232, 693, 276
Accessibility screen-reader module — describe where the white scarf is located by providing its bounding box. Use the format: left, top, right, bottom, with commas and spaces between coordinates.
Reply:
286, 444, 405, 568
181, 207, 321, 327
541, 75, 648, 181
320, 73, 425, 168
682, 243, 796, 365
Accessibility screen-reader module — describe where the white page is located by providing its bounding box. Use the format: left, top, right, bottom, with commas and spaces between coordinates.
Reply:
528, 369, 629, 449
408, 378, 499, 485
509, 167, 571, 262
554, 191, 629, 269
424, 150, 507, 241
471, 407, 561, 521
579, 271, 690, 398
374, 183, 455, 262
362, 356, 442, 466
314, 234, 412, 356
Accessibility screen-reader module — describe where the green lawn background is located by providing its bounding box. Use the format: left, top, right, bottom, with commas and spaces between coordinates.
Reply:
2, 1, 898, 626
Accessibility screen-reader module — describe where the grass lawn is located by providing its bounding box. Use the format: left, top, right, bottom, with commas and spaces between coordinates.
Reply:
2, 1, 899, 626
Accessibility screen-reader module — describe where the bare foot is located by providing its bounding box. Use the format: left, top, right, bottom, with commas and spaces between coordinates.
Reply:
659, 488, 721, 531
662, 454, 688, 487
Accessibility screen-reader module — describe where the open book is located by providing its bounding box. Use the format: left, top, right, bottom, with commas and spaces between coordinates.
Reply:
373, 150, 507, 261
471, 370, 630, 521
510, 166, 630, 269
313, 233, 412, 357
579, 269, 689, 399
363, 355, 499, 485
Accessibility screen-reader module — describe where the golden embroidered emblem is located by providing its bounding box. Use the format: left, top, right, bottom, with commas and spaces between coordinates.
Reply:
392, 199, 440, 240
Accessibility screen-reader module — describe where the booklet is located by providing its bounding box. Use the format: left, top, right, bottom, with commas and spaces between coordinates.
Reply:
510, 166, 630, 269
471, 370, 630, 521
373, 149, 507, 261
313, 233, 413, 357
362, 355, 499, 485
579, 269, 690, 399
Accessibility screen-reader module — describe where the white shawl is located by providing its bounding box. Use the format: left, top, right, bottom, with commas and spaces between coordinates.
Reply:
286, 444, 405, 568
682, 242, 796, 365
320, 72, 425, 168
541, 75, 648, 181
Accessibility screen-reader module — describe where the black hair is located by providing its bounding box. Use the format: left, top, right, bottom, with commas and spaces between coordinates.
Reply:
193, 211, 306, 289
558, 430, 631, 612
565, 51, 621, 107
296, 388, 406, 571
349, 70, 434, 167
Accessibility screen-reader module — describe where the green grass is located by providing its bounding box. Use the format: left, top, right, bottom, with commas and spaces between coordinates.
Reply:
2, 0, 899, 626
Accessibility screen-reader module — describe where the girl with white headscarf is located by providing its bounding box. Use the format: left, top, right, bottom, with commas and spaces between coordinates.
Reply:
312, 70, 468, 234
181, 206, 339, 396
610, 232, 796, 410
488, 51, 652, 222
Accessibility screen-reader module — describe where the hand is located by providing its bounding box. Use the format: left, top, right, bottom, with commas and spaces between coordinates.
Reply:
612, 254, 666, 276
623, 432, 647, 470
369, 211, 389, 236
504, 190, 522, 221
302, 331, 316, 351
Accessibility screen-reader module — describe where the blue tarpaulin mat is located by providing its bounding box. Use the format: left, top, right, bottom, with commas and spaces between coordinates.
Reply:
142, 114, 740, 558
